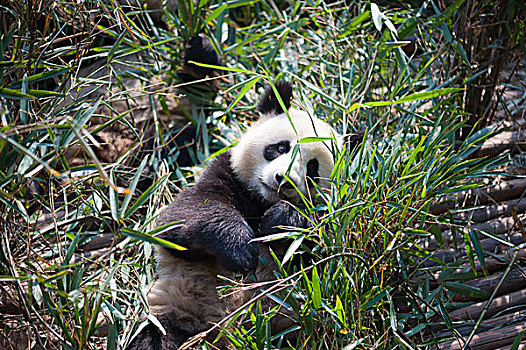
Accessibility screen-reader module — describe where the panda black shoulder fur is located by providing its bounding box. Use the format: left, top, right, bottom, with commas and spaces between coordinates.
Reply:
128, 82, 353, 349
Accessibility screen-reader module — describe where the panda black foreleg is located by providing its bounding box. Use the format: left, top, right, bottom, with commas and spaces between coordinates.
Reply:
254, 201, 313, 342
259, 200, 313, 237
159, 199, 259, 273
257, 200, 314, 268
127, 314, 192, 350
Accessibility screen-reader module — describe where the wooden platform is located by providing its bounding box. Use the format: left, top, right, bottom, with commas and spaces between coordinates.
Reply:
423, 135, 526, 349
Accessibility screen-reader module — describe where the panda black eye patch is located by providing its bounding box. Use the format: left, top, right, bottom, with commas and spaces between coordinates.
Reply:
264, 141, 290, 161
306, 158, 320, 184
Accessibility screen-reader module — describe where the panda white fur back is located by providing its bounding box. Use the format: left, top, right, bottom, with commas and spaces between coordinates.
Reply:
127, 82, 349, 349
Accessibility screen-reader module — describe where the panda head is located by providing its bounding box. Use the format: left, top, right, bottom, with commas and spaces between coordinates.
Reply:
231, 82, 343, 205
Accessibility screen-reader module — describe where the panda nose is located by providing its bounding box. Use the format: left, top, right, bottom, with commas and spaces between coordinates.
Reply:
276, 174, 294, 189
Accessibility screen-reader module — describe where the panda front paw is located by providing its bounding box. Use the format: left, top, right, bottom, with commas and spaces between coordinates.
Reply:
219, 240, 259, 273
259, 201, 312, 237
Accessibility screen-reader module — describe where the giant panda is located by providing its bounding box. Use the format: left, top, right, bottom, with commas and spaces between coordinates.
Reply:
127, 82, 363, 349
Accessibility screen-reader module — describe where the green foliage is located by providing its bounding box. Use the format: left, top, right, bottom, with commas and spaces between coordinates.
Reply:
0, 0, 522, 349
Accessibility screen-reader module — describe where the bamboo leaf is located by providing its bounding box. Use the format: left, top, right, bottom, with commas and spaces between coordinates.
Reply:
282, 234, 304, 265
335, 295, 346, 324
59, 99, 101, 148
511, 331, 525, 350
27, 89, 65, 97
301, 266, 312, 296
107, 30, 127, 63
311, 265, 322, 309
225, 76, 260, 114
6, 67, 70, 88
20, 74, 28, 124
120, 155, 149, 216
428, 0, 466, 29
298, 136, 333, 143
469, 229, 488, 276
109, 170, 120, 222
122, 227, 187, 251
207, 3, 228, 22
444, 282, 489, 299
338, 11, 370, 38
0, 87, 36, 100
124, 175, 168, 220
464, 231, 476, 272
371, 3, 383, 32
349, 88, 464, 112
395, 88, 464, 103
106, 322, 117, 350
0, 132, 60, 177
187, 60, 254, 74
63, 231, 82, 266
437, 297, 454, 331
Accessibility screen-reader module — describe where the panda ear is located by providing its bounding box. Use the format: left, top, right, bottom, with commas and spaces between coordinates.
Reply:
344, 130, 366, 152
183, 35, 222, 80
257, 81, 293, 116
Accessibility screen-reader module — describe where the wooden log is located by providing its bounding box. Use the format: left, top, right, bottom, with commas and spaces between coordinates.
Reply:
494, 343, 526, 350
437, 321, 526, 350
473, 214, 526, 237
414, 249, 526, 285
72, 248, 112, 264
35, 209, 66, 226
422, 214, 526, 251
475, 131, 526, 158
424, 232, 525, 263
79, 234, 123, 251
448, 289, 526, 322
435, 310, 526, 338
452, 269, 526, 302
455, 249, 526, 275
455, 198, 526, 223
431, 178, 526, 215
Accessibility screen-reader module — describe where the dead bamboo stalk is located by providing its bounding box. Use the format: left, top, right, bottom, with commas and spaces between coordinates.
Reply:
79, 233, 123, 251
